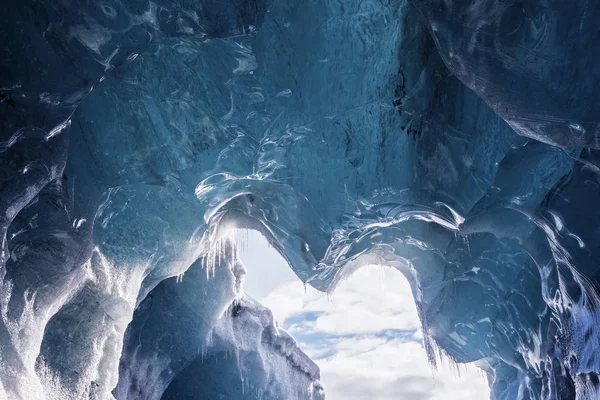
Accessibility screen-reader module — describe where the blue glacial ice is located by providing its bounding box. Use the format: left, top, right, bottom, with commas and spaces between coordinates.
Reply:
0, 0, 599, 399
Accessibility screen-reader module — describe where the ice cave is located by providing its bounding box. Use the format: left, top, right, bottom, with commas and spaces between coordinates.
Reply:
0, 0, 599, 399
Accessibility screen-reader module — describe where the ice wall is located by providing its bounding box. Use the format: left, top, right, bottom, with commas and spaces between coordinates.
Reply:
1, 0, 599, 399
159, 295, 324, 400
113, 240, 323, 400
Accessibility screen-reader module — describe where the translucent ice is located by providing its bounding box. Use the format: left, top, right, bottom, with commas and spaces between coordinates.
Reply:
0, 0, 599, 399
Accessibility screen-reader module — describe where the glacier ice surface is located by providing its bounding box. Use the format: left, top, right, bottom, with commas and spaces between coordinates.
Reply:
0, 0, 600, 399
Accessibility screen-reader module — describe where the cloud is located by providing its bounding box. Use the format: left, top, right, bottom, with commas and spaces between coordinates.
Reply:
259, 266, 490, 400
315, 335, 488, 400
262, 266, 422, 335
239, 232, 489, 400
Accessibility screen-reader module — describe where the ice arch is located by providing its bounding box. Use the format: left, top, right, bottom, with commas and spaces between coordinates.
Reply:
0, 0, 599, 399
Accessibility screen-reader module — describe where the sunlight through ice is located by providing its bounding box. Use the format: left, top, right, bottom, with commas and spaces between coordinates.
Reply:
237, 230, 490, 400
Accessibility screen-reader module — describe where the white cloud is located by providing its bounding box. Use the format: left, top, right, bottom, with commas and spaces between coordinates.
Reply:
260, 266, 490, 400
239, 231, 490, 400
316, 335, 488, 400
262, 266, 421, 335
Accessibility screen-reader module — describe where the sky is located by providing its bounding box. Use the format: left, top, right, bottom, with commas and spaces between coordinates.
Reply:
236, 230, 491, 400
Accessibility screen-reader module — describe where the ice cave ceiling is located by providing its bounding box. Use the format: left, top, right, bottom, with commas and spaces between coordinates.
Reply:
0, 0, 599, 399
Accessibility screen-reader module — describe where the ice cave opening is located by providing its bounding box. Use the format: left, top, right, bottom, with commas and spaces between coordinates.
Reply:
235, 229, 490, 400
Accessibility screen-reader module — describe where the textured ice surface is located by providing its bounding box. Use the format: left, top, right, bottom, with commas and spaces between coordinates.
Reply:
1, 0, 599, 399
161, 296, 324, 400
115, 241, 323, 400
